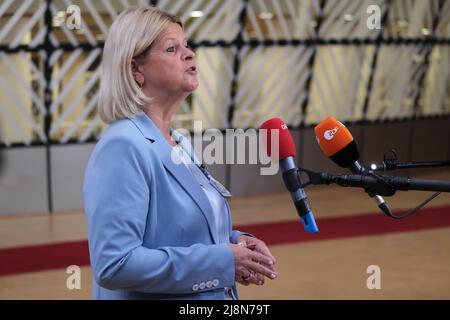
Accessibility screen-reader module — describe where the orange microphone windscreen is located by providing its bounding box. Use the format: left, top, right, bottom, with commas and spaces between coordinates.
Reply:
314, 116, 354, 157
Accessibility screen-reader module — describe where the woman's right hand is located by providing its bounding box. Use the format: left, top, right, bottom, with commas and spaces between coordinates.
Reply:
228, 243, 277, 286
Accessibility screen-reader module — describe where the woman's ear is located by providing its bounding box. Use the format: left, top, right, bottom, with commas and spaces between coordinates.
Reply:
131, 59, 144, 88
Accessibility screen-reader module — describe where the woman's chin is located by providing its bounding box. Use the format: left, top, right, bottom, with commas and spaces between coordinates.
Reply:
186, 81, 199, 92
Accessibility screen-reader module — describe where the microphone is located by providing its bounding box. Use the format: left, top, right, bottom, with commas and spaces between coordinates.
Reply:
314, 116, 389, 211
261, 118, 319, 234
314, 116, 362, 173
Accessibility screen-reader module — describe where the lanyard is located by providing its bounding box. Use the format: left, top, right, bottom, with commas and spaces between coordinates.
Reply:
171, 129, 232, 198
171, 129, 211, 180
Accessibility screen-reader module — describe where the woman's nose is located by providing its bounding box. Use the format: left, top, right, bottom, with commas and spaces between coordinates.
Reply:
183, 46, 195, 60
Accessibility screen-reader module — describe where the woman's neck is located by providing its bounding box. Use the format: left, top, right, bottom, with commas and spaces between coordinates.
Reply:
144, 100, 179, 146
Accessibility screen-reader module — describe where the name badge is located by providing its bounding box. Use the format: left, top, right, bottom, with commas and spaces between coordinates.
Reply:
208, 176, 232, 198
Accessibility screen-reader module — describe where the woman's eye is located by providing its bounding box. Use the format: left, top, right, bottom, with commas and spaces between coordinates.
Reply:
166, 46, 176, 53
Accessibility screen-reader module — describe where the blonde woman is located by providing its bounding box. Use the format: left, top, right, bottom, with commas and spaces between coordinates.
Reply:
83, 6, 277, 300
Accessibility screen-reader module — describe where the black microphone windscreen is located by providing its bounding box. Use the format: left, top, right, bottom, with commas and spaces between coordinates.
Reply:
329, 140, 360, 168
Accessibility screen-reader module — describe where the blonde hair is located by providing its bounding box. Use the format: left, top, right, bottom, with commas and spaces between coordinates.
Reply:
98, 6, 181, 123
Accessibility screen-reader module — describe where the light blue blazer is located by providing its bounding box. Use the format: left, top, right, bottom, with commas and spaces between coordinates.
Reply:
83, 113, 246, 300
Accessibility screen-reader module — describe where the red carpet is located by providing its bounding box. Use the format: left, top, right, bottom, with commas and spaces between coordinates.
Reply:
0, 241, 90, 277
240, 205, 450, 245
1, 205, 450, 276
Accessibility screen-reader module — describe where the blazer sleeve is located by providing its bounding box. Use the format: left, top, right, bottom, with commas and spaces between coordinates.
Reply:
83, 136, 235, 294
230, 230, 255, 244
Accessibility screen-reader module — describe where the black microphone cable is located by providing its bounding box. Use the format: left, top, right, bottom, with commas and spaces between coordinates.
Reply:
365, 170, 442, 219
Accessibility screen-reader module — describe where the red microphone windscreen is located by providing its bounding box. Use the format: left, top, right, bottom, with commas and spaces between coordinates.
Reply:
260, 118, 296, 161
314, 116, 354, 157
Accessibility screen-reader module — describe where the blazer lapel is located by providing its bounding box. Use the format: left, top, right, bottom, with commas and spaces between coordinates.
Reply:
160, 150, 219, 244
129, 114, 219, 244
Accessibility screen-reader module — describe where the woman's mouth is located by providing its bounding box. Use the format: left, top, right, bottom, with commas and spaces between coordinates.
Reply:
186, 66, 197, 74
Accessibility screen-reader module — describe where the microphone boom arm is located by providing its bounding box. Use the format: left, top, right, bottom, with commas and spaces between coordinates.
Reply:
370, 149, 450, 172
299, 168, 450, 195
299, 168, 450, 219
